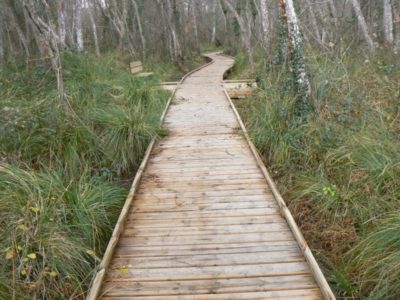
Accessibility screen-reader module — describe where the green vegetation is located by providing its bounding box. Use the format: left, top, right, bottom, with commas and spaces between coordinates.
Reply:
234, 49, 400, 299
0, 53, 170, 299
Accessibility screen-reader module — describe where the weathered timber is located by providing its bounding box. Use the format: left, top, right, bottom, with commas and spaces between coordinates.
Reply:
87, 52, 335, 300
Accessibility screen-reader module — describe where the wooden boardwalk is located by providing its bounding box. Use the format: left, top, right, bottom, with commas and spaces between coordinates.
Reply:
88, 53, 335, 300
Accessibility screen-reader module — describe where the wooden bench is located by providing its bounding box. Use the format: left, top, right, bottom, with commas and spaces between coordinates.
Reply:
130, 61, 154, 77
223, 79, 257, 99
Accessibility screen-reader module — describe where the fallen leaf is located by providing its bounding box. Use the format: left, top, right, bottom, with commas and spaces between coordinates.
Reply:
17, 224, 29, 232
5, 249, 14, 260
27, 253, 37, 260
120, 266, 129, 274
29, 207, 40, 213
86, 249, 95, 256
49, 271, 57, 277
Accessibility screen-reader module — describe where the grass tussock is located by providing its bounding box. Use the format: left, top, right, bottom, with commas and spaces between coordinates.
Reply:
234, 49, 400, 299
0, 52, 170, 299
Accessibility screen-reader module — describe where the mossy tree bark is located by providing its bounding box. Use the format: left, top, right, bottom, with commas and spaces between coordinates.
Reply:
279, 0, 312, 121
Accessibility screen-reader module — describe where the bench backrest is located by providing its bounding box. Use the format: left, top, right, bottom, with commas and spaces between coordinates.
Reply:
130, 61, 143, 74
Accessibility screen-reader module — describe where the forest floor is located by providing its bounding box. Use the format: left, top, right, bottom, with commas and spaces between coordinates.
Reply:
231, 48, 400, 299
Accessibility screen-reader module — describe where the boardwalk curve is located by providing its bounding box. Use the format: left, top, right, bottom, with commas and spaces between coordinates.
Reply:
88, 53, 335, 300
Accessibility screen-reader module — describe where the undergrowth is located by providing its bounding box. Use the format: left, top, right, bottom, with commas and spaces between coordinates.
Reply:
234, 49, 400, 299
0, 52, 170, 299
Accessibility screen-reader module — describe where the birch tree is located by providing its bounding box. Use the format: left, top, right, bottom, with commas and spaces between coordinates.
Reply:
259, 0, 270, 47
0, 5, 4, 63
279, 0, 312, 120
190, 0, 199, 48
161, 0, 182, 62
75, 0, 84, 52
58, 1, 66, 48
222, 0, 254, 64
131, 0, 146, 59
88, 6, 100, 56
211, 0, 217, 44
349, 0, 375, 52
383, 0, 394, 46
5, 2, 30, 58
23, 0, 65, 101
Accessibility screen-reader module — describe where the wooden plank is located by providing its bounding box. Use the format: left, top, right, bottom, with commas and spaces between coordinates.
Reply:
141, 173, 264, 181
118, 231, 294, 247
126, 218, 285, 232
101, 275, 317, 297
131, 66, 143, 74
130, 61, 142, 68
101, 289, 323, 300
110, 251, 304, 270
132, 194, 276, 206
114, 241, 300, 257
146, 163, 260, 171
132, 201, 277, 213
139, 182, 268, 192
126, 214, 283, 228
128, 208, 280, 220
105, 262, 312, 282
143, 168, 261, 176
135, 189, 271, 199
124, 223, 288, 237
153, 145, 250, 154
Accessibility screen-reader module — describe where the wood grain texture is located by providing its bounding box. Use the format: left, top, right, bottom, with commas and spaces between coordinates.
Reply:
90, 53, 333, 300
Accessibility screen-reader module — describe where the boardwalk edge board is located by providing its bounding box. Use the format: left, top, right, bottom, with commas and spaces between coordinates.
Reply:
219, 53, 335, 300
86, 55, 217, 300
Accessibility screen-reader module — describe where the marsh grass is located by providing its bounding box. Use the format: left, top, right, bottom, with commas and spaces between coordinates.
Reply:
0, 53, 170, 298
234, 48, 400, 298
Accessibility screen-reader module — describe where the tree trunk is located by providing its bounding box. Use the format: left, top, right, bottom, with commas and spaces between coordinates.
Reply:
23, 0, 65, 102
259, 0, 270, 47
383, 0, 394, 46
132, 0, 146, 59
349, 0, 375, 52
0, 8, 4, 63
190, 0, 199, 48
222, 0, 253, 64
75, 0, 84, 52
88, 7, 100, 56
164, 0, 182, 62
279, 0, 312, 120
211, 0, 217, 44
304, 0, 322, 45
4, 1, 30, 58
58, 1, 66, 48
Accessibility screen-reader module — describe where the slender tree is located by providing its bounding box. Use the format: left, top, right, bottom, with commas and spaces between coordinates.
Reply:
23, 0, 65, 101
88, 4, 100, 56
383, 0, 394, 46
58, 1, 66, 48
211, 0, 217, 44
349, 0, 375, 52
279, 0, 312, 120
132, 0, 146, 59
0, 3, 4, 63
259, 0, 270, 48
222, 0, 254, 64
75, 0, 84, 52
